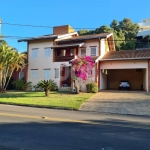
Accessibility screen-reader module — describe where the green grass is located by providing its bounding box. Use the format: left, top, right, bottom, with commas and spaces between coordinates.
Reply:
0, 91, 94, 110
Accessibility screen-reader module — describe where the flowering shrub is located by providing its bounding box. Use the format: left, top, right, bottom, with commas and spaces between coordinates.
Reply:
71, 56, 95, 80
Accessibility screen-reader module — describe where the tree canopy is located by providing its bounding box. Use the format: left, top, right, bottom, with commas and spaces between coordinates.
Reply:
0, 34, 7, 45
78, 18, 139, 51
0, 38, 27, 91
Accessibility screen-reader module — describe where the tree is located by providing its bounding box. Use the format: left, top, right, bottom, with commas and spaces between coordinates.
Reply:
0, 44, 27, 91
71, 56, 95, 93
135, 35, 150, 49
78, 18, 139, 51
95, 25, 112, 34
72, 56, 95, 80
110, 20, 118, 31
78, 29, 88, 35
36, 80, 57, 96
118, 18, 139, 40
121, 41, 135, 50
0, 34, 7, 45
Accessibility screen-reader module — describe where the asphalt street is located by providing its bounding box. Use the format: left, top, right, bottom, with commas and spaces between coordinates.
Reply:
0, 104, 150, 150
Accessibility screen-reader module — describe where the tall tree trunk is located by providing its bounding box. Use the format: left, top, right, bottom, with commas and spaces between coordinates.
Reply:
4, 69, 14, 90
45, 89, 49, 97
3, 66, 9, 88
0, 69, 3, 91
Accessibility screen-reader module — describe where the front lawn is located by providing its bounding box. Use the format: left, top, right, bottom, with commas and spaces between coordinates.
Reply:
0, 91, 94, 110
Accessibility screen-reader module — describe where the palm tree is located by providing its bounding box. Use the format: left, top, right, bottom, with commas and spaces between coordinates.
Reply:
0, 34, 7, 45
4, 51, 27, 90
0, 44, 27, 91
37, 80, 57, 96
0, 44, 11, 90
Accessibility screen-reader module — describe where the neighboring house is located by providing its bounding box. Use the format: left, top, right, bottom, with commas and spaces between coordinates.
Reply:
136, 19, 150, 49
12, 66, 28, 81
137, 19, 150, 37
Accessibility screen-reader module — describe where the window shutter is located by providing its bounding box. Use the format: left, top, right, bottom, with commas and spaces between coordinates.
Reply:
31, 70, 38, 78
44, 70, 50, 79
32, 49, 38, 58
19, 72, 24, 79
44, 48, 51, 57
91, 47, 96, 56
55, 69, 59, 78
81, 48, 86, 56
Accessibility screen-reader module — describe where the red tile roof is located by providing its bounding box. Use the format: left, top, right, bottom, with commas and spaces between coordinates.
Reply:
101, 49, 150, 60
58, 33, 111, 43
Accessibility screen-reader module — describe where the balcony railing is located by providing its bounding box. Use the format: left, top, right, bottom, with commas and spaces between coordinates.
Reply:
55, 56, 74, 62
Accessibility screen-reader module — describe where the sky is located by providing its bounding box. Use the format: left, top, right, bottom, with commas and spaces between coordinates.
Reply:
0, 0, 150, 52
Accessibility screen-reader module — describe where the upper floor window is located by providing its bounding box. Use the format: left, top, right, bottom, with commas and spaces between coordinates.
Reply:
90, 47, 96, 56
70, 49, 74, 56
55, 69, 59, 78
32, 48, 38, 58
44, 69, 51, 79
60, 49, 66, 56
44, 47, 51, 57
81, 48, 86, 56
31, 69, 38, 78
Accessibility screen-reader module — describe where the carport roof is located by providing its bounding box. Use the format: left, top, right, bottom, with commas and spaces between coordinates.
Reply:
101, 49, 150, 61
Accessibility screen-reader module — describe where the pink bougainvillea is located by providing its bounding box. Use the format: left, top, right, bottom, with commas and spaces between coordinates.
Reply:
71, 56, 95, 80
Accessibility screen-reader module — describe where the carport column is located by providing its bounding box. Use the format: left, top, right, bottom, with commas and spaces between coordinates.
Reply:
98, 61, 100, 88
95, 62, 100, 88
148, 60, 150, 92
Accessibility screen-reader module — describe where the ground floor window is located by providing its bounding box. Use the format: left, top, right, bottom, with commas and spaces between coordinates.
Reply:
43, 69, 51, 79
31, 69, 38, 78
19, 72, 24, 79
55, 69, 59, 78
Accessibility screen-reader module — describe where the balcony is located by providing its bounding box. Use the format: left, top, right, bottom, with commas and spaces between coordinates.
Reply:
55, 56, 74, 62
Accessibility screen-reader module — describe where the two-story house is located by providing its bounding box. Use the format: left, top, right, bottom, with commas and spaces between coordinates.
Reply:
18, 25, 150, 92
18, 25, 115, 91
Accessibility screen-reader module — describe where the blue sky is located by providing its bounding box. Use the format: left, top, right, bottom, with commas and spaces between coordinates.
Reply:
0, 0, 150, 52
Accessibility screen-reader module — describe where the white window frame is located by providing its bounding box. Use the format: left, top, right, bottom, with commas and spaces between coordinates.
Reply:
32, 48, 38, 58
90, 47, 96, 56
44, 47, 51, 57
55, 69, 59, 78
43, 69, 51, 79
19, 72, 24, 79
81, 48, 86, 56
31, 69, 38, 78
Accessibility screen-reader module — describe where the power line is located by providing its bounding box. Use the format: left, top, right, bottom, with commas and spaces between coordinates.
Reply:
1, 36, 146, 41
0, 22, 96, 30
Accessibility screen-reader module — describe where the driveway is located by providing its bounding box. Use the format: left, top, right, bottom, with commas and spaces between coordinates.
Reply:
79, 91, 150, 116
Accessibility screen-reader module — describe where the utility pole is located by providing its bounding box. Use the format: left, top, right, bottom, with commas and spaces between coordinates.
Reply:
0, 18, 2, 34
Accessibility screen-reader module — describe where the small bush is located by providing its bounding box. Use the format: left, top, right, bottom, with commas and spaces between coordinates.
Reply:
12, 79, 32, 90
86, 82, 98, 93
51, 84, 58, 91
86, 83, 92, 93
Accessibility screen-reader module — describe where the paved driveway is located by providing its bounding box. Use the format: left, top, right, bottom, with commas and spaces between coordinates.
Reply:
79, 91, 150, 116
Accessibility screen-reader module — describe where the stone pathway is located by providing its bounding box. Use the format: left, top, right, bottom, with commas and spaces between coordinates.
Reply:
79, 91, 150, 116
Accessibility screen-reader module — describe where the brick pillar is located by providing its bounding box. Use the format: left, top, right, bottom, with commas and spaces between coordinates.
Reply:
148, 60, 150, 92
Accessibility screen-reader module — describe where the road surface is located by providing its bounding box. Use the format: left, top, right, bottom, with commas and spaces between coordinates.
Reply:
0, 104, 150, 150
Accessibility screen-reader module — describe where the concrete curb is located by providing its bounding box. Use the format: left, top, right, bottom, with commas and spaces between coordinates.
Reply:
0, 102, 77, 111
